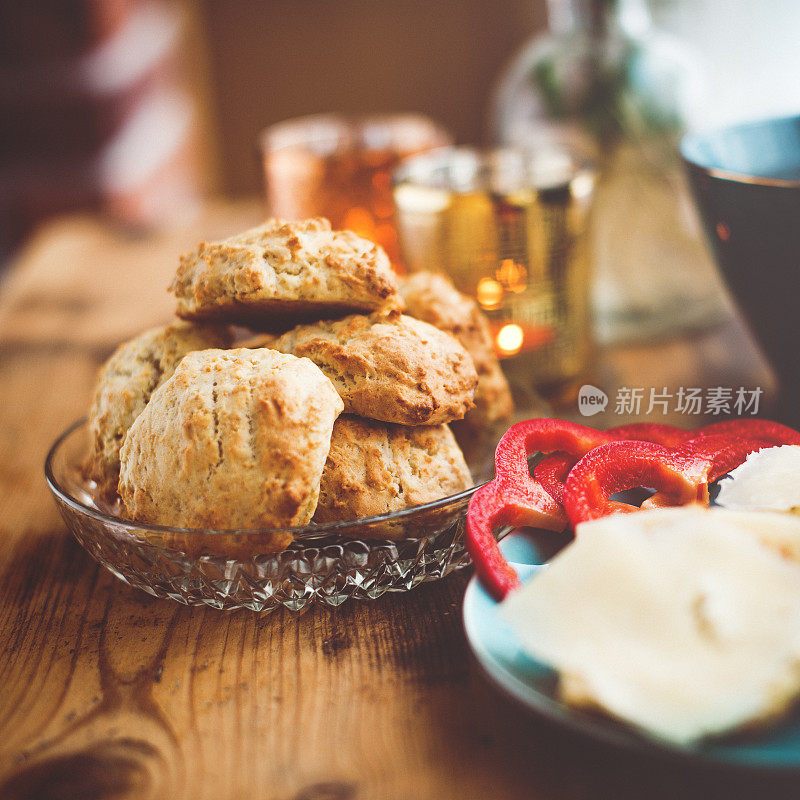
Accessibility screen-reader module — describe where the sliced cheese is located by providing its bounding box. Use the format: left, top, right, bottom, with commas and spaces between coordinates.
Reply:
500, 506, 800, 745
716, 445, 800, 514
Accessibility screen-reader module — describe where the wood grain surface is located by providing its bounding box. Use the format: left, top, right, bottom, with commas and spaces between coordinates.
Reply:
0, 203, 794, 800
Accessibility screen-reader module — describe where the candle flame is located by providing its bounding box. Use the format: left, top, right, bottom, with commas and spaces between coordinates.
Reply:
496, 323, 524, 356
477, 277, 503, 309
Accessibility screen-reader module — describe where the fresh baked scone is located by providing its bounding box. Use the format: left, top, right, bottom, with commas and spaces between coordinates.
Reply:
118, 348, 343, 537
265, 310, 478, 426
400, 271, 513, 428
170, 217, 401, 328
313, 415, 473, 526
85, 320, 231, 499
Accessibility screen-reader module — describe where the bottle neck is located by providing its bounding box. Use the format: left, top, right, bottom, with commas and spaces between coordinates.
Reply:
545, 0, 651, 37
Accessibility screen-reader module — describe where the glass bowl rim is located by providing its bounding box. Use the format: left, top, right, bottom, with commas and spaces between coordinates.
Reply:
45, 418, 488, 539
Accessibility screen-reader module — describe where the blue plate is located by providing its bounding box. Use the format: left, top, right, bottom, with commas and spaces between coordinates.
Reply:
463, 530, 800, 770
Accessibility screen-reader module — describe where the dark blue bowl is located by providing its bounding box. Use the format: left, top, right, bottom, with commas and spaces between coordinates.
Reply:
681, 116, 800, 424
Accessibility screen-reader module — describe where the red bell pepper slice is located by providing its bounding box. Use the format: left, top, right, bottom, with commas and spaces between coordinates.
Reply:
641, 433, 769, 508
533, 451, 575, 505
466, 481, 551, 599
565, 434, 770, 523
672, 434, 769, 483
607, 422, 693, 448
491, 419, 618, 479
616, 422, 795, 509
533, 422, 691, 506
563, 440, 706, 527
468, 417, 800, 599
697, 419, 800, 446
466, 419, 616, 600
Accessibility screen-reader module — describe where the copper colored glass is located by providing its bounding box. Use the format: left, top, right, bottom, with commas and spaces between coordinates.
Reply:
260, 114, 451, 269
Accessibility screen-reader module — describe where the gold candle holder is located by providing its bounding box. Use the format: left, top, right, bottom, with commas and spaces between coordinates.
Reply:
393, 146, 596, 399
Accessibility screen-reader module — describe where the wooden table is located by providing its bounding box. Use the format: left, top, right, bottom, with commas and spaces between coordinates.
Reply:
0, 202, 793, 800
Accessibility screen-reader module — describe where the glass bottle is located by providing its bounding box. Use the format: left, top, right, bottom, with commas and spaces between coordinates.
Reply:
491, 0, 727, 343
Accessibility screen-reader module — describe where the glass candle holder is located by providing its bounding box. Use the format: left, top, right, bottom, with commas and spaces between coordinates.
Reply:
393, 146, 596, 398
260, 113, 451, 268
491, 0, 726, 345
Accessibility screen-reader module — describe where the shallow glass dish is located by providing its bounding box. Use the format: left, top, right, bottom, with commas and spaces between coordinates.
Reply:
46, 419, 496, 613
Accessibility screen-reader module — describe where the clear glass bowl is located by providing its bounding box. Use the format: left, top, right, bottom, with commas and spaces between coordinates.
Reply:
45, 419, 494, 613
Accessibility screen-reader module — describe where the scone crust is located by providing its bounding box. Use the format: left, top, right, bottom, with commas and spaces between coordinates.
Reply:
170, 217, 400, 328
118, 348, 343, 531
85, 320, 231, 499
268, 310, 478, 426
314, 415, 473, 524
401, 272, 513, 427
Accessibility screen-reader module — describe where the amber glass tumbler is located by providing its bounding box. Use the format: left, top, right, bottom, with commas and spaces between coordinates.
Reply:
260, 114, 451, 269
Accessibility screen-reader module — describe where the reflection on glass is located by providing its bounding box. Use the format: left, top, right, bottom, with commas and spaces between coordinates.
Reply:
260, 114, 451, 268
394, 147, 595, 399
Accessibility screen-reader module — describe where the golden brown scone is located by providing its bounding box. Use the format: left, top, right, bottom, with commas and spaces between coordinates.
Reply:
118, 348, 343, 538
170, 217, 401, 329
400, 272, 513, 428
85, 320, 231, 499
314, 415, 473, 525
265, 310, 478, 426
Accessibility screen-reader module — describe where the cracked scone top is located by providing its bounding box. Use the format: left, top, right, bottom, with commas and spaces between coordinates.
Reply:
314, 415, 473, 527
266, 310, 478, 426
170, 217, 400, 328
85, 320, 231, 499
118, 348, 343, 533
400, 272, 513, 429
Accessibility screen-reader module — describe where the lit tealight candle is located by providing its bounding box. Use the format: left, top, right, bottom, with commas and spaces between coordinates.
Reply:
496, 323, 524, 356
477, 277, 503, 310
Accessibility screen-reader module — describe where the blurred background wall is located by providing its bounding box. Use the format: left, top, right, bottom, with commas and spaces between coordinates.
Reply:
195, 0, 800, 195
2, 0, 800, 260
0, 0, 546, 258
195, 0, 546, 195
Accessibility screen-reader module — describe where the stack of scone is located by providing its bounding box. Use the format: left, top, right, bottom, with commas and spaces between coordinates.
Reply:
84, 217, 512, 549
